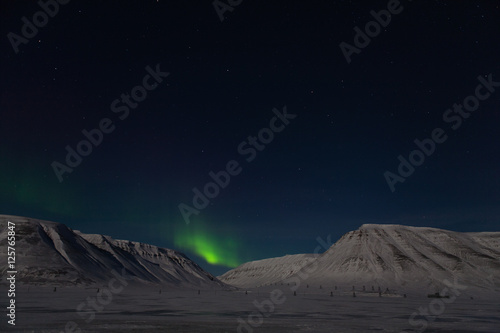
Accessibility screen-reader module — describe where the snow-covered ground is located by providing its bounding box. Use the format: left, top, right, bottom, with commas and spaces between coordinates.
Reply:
1, 284, 499, 332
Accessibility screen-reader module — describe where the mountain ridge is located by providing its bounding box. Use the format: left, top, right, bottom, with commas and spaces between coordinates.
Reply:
3, 215, 499, 295
0, 214, 226, 288
220, 224, 500, 294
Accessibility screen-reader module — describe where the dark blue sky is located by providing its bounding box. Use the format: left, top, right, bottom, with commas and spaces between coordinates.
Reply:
1, 0, 499, 275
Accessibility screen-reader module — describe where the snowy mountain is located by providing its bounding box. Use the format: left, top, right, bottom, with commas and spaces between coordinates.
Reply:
219, 253, 317, 288
220, 224, 500, 293
0, 215, 225, 288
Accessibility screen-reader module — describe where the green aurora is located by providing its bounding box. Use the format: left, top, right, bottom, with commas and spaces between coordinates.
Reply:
0, 156, 245, 270
173, 220, 242, 268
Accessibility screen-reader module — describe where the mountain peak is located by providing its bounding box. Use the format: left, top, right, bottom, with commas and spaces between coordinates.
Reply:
359, 223, 424, 230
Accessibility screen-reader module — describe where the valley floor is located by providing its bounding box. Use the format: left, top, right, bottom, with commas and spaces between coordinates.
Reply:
1, 284, 499, 332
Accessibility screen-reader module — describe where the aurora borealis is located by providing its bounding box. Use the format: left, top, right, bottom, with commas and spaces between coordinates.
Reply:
1, 1, 500, 276
173, 220, 242, 268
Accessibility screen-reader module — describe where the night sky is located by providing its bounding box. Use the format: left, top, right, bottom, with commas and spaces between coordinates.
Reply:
1, 0, 499, 275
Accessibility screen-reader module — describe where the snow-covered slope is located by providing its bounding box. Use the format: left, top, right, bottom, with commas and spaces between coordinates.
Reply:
221, 224, 500, 293
0, 215, 225, 288
219, 253, 316, 288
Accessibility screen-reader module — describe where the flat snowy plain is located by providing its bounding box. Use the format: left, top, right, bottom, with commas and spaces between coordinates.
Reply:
1, 284, 499, 333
